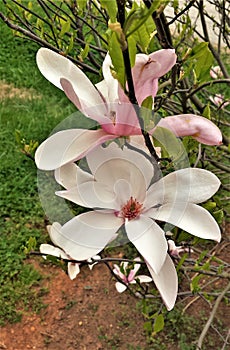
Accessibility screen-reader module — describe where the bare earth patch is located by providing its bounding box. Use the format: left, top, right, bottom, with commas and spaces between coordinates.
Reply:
0, 261, 147, 350
0, 80, 41, 100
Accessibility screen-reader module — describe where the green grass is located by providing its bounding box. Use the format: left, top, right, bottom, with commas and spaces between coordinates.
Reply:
0, 4, 78, 324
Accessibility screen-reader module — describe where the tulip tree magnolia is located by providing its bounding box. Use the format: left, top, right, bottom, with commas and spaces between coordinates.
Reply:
24, 0, 224, 313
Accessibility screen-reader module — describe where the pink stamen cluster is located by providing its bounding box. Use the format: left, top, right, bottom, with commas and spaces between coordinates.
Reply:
120, 196, 143, 220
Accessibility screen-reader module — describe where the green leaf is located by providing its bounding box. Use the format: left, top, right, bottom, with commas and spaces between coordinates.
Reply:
141, 96, 153, 128
153, 314, 164, 333
60, 19, 71, 37
152, 126, 189, 169
202, 104, 211, 120
100, 0, 118, 22
125, 0, 161, 38
77, 0, 87, 12
109, 32, 126, 88
127, 36, 137, 67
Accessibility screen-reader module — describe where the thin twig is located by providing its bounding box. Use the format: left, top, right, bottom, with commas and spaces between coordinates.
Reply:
196, 281, 230, 350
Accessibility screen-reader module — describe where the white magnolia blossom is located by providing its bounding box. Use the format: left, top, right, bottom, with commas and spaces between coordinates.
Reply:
40, 236, 100, 280
47, 142, 220, 310
113, 258, 152, 293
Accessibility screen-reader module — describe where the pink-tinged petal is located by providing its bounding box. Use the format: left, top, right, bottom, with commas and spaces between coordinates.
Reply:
113, 265, 126, 280
36, 48, 105, 108
60, 78, 110, 124
49, 211, 123, 260
136, 275, 152, 283
87, 142, 153, 192
115, 282, 127, 293
118, 49, 177, 105
133, 49, 177, 104
210, 66, 223, 79
54, 163, 94, 189
108, 102, 141, 136
125, 216, 168, 274
154, 114, 222, 145
35, 129, 115, 171
56, 181, 117, 209
146, 168, 221, 206
146, 254, 178, 311
39, 243, 68, 259
149, 202, 221, 242
67, 262, 80, 280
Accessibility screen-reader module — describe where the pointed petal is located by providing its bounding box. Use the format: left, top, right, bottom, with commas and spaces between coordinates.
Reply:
115, 282, 127, 293
136, 275, 152, 283
146, 254, 178, 311
146, 168, 221, 207
149, 202, 221, 242
54, 163, 94, 189
67, 262, 80, 280
156, 114, 222, 145
60, 78, 110, 124
36, 48, 105, 108
49, 211, 123, 260
39, 243, 68, 259
132, 49, 177, 104
56, 181, 117, 209
101, 53, 119, 103
35, 129, 115, 170
125, 216, 168, 274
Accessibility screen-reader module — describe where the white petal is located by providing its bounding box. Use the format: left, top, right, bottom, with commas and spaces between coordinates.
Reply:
146, 168, 220, 207
136, 275, 152, 283
39, 243, 68, 259
115, 282, 127, 293
54, 163, 94, 189
35, 129, 115, 170
36, 48, 105, 108
49, 211, 123, 260
146, 254, 178, 311
87, 142, 154, 193
149, 202, 221, 242
67, 262, 80, 280
125, 216, 168, 274
101, 53, 119, 103
56, 181, 117, 209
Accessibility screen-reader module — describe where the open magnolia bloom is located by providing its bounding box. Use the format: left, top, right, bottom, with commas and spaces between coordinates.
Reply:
113, 258, 152, 293
46, 142, 221, 310
35, 48, 222, 170
40, 239, 101, 280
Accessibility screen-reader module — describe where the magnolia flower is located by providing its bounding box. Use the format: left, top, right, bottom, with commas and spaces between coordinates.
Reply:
40, 242, 80, 280
40, 234, 101, 280
47, 142, 221, 309
210, 66, 223, 79
209, 94, 230, 109
113, 258, 152, 293
167, 239, 193, 257
155, 114, 222, 146
35, 48, 222, 170
35, 47, 176, 170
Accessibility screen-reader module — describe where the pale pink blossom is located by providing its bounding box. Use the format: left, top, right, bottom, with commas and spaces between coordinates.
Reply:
47, 142, 221, 309
168, 240, 193, 257
113, 258, 152, 293
210, 66, 223, 79
154, 114, 222, 146
35, 48, 222, 170
209, 94, 230, 109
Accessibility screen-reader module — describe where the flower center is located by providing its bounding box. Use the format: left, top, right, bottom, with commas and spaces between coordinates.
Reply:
120, 196, 143, 221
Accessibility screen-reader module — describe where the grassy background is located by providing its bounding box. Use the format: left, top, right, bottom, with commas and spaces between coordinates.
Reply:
0, 5, 77, 323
